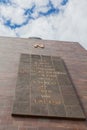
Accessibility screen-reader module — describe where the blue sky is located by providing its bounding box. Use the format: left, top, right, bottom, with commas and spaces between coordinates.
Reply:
0, 0, 87, 49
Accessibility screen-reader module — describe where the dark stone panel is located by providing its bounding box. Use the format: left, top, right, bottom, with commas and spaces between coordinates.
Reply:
42, 55, 51, 60
31, 103, 48, 116
42, 55, 52, 65
66, 105, 85, 119
48, 104, 66, 117
57, 74, 72, 86
12, 102, 30, 115
52, 58, 66, 72
63, 94, 80, 105
20, 54, 30, 63
19, 62, 31, 74
46, 85, 60, 94
12, 54, 86, 119
16, 71, 30, 88
15, 89, 30, 102
61, 86, 76, 95
31, 54, 41, 63
31, 54, 41, 59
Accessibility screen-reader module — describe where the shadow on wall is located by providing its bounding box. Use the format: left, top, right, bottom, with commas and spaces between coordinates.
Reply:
28, 37, 42, 40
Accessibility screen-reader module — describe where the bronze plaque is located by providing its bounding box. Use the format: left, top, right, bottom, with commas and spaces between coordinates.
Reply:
12, 54, 85, 120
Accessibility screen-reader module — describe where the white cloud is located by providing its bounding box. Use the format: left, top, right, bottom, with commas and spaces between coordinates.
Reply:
34, 0, 49, 7
51, 0, 63, 8
0, 5, 25, 24
12, 0, 49, 9
12, 0, 34, 8
0, 22, 16, 37
0, 0, 87, 49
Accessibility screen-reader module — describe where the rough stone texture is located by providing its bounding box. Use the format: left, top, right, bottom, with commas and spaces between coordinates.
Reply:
0, 36, 87, 129
12, 54, 85, 120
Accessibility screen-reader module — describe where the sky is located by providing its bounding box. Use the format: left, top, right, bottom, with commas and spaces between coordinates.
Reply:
0, 0, 87, 49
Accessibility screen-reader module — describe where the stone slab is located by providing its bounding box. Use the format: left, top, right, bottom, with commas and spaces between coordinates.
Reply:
12, 54, 86, 120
